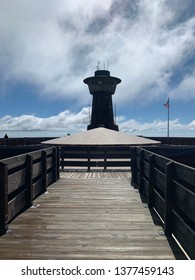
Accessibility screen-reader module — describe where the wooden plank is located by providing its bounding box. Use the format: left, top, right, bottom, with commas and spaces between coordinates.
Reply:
142, 177, 149, 198
136, 157, 140, 169
1, 155, 26, 170
153, 168, 166, 198
47, 171, 54, 186
46, 157, 53, 169
142, 149, 151, 161
26, 154, 33, 208
52, 147, 58, 182
174, 163, 195, 187
101, 161, 131, 167
130, 147, 137, 186
45, 147, 53, 156
8, 190, 27, 222
105, 153, 131, 159
56, 147, 60, 180
0, 171, 183, 260
173, 180, 195, 224
153, 155, 169, 172
29, 150, 42, 161
42, 150, 47, 192
143, 160, 149, 178
0, 163, 8, 235
153, 189, 165, 221
63, 153, 89, 159
139, 150, 144, 192
148, 154, 155, 208
33, 178, 44, 198
172, 210, 195, 259
63, 153, 132, 159
61, 146, 131, 152
62, 160, 131, 168
1, 148, 55, 171
164, 162, 174, 235
33, 161, 43, 178
63, 160, 89, 167
8, 169, 27, 195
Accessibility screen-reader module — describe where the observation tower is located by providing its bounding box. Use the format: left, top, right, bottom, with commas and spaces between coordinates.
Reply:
84, 69, 121, 131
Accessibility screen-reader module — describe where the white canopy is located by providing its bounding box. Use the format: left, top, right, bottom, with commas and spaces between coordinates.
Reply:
42, 127, 160, 146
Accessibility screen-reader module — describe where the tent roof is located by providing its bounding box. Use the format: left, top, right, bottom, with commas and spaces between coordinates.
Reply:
42, 127, 160, 146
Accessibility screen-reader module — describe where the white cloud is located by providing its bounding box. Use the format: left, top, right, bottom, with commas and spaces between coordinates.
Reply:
1, 107, 195, 137
0, 0, 194, 107
171, 70, 195, 100
0, 108, 89, 133
118, 117, 195, 136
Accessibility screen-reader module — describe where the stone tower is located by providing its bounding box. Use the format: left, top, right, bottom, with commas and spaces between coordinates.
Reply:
83, 69, 121, 131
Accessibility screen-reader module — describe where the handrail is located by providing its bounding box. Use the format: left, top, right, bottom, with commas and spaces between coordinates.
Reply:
131, 147, 195, 259
0, 147, 59, 236
60, 145, 132, 171
0, 137, 56, 146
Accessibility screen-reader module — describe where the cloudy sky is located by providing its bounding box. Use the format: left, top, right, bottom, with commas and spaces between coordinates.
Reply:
0, 0, 195, 137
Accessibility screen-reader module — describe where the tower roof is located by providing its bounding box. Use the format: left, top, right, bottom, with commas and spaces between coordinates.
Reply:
95, 70, 110, 76
83, 70, 121, 86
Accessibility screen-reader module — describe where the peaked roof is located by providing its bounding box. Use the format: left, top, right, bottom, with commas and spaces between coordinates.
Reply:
42, 127, 160, 146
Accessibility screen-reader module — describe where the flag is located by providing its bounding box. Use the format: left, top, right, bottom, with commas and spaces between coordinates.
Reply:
164, 98, 169, 109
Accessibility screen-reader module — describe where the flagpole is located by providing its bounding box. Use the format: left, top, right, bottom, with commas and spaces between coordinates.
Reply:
167, 102, 169, 138
164, 97, 170, 138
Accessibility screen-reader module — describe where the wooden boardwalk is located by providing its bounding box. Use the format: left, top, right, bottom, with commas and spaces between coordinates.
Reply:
0, 171, 184, 259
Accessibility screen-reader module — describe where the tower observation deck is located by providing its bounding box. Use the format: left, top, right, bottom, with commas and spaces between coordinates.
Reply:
84, 70, 121, 131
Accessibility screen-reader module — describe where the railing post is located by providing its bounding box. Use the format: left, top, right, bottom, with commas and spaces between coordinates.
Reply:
148, 154, 155, 208
26, 155, 33, 207
87, 149, 90, 171
0, 162, 8, 235
129, 147, 132, 171
164, 161, 174, 236
131, 147, 136, 185
139, 149, 144, 192
104, 150, 107, 170
61, 148, 64, 171
56, 147, 60, 180
42, 150, 47, 192
52, 147, 58, 182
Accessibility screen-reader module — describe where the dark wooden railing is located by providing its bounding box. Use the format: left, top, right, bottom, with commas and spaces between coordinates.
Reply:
144, 136, 195, 146
131, 147, 195, 259
0, 146, 45, 160
0, 145, 132, 171
1, 141, 195, 259
0, 137, 56, 146
1, 136, 195, 146
60, 145, 132, 170
0, 147, 59, 236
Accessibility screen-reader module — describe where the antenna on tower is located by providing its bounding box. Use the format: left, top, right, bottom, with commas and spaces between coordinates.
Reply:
96, 60, 100, 70
95, 60, 109, 70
